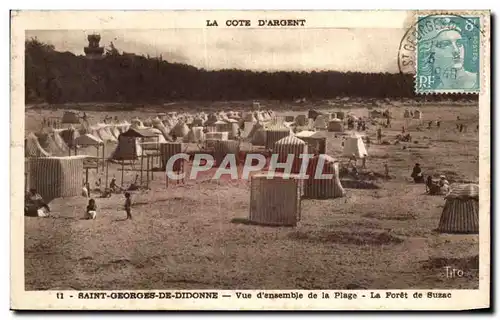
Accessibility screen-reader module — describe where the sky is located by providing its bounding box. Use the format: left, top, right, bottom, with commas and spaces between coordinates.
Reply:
26, 28, 407, 73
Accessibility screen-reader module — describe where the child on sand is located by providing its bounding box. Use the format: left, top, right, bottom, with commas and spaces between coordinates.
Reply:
85, 198, 97, 220
124, 192, 132, 220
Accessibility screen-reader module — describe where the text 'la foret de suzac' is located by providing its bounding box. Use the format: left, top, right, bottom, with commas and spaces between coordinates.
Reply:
206, 19, 306, 27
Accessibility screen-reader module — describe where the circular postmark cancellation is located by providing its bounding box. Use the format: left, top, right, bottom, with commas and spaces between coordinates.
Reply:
398, 13, 484, 94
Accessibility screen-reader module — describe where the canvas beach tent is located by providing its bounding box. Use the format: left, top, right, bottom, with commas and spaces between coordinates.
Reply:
130, 117, 144, 128
413, 109, 423, 120
109, 130, 151, 161
247, 122, 266, 146
61, 110, 81, 124
171, 122, 190, 139
191, 116, 204, 127
107, 125, 121, 140
141, 128, 168, 150
25, 132, 51, 158
303, 154, 346, 199
59, 126, 80, 149
143, 118, 153, 127
265, 124, 294, 150
97, 124, 118, 142
74, 133, 103, 147
73, 133, 105, 166
342, 135, 368, 158
52, 129, 69, 153
152, 120, 173, 142
273, 135, 307, 174
27, 155, 86, 203
241, 121, 256, 139
35, 130, 67, 157
204, 113, 219, 126
242, 112, 257, 123
254, 111, 265, 122
295, 114, 308, 126
327, 118, 344, 132
437, 184, 479, 234
186, 126, 206, 143
295, 130, 328, 154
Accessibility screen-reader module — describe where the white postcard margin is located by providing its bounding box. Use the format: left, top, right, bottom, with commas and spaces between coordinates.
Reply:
10, 10, 491, 310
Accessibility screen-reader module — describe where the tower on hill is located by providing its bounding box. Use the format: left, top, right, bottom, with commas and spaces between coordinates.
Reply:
84, 34, 104, 59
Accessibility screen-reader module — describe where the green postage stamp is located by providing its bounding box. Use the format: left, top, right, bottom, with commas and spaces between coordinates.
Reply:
415, 15, 481, 94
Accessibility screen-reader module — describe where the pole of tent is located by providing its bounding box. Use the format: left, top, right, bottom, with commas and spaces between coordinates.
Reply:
151, 154, 154, 181
146, 154, 150, 189
85, 168, 89, 188
95, 146, 99, 173
102, 144, 105, 171
140, 138, 144, 187
166, 170, 169, 188
105, 160, 109, 190
121, 160, 124, 187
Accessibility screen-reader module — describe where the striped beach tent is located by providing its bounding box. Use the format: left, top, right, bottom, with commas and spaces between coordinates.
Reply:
213, 140, 240, 166
303, 155, 345, 199
249, 173, 302, 226
265, 124, 293, 150
437, 184, 479, 234
27, 155, 86, 203
160, 142, 183, 171
273, 135, 307, 174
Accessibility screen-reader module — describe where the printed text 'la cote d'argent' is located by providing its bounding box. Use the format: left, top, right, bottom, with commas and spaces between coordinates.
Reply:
206, 19, 306, 27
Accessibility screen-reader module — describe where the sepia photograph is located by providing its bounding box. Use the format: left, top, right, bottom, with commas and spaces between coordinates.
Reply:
11, 10, 490, 310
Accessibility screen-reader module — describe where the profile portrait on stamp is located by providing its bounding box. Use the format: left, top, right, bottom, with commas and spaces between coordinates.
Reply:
416, 15, 480, 93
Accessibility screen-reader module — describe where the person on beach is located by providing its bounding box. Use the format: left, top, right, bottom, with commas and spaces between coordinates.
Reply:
411, 163, 425, 183
85, 198, 97, 220
124, 192, 132, 220
376, 128, 382, 144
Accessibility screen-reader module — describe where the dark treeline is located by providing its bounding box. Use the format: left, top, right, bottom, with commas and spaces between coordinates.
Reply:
25, 38, 477, 104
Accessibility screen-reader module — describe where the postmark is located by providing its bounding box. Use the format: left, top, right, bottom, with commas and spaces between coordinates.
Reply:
398, 13, 483, 94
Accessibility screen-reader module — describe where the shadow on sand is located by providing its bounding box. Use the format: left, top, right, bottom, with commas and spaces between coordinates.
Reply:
230, 217, 294, 227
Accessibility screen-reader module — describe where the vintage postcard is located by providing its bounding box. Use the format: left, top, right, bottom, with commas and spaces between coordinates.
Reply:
11, 10, 490, 310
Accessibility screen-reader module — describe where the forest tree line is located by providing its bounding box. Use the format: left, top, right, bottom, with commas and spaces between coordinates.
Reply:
25, 38, 477, 104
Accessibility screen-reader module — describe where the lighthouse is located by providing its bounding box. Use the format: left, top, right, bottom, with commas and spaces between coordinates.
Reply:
84, 34, 104, 59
